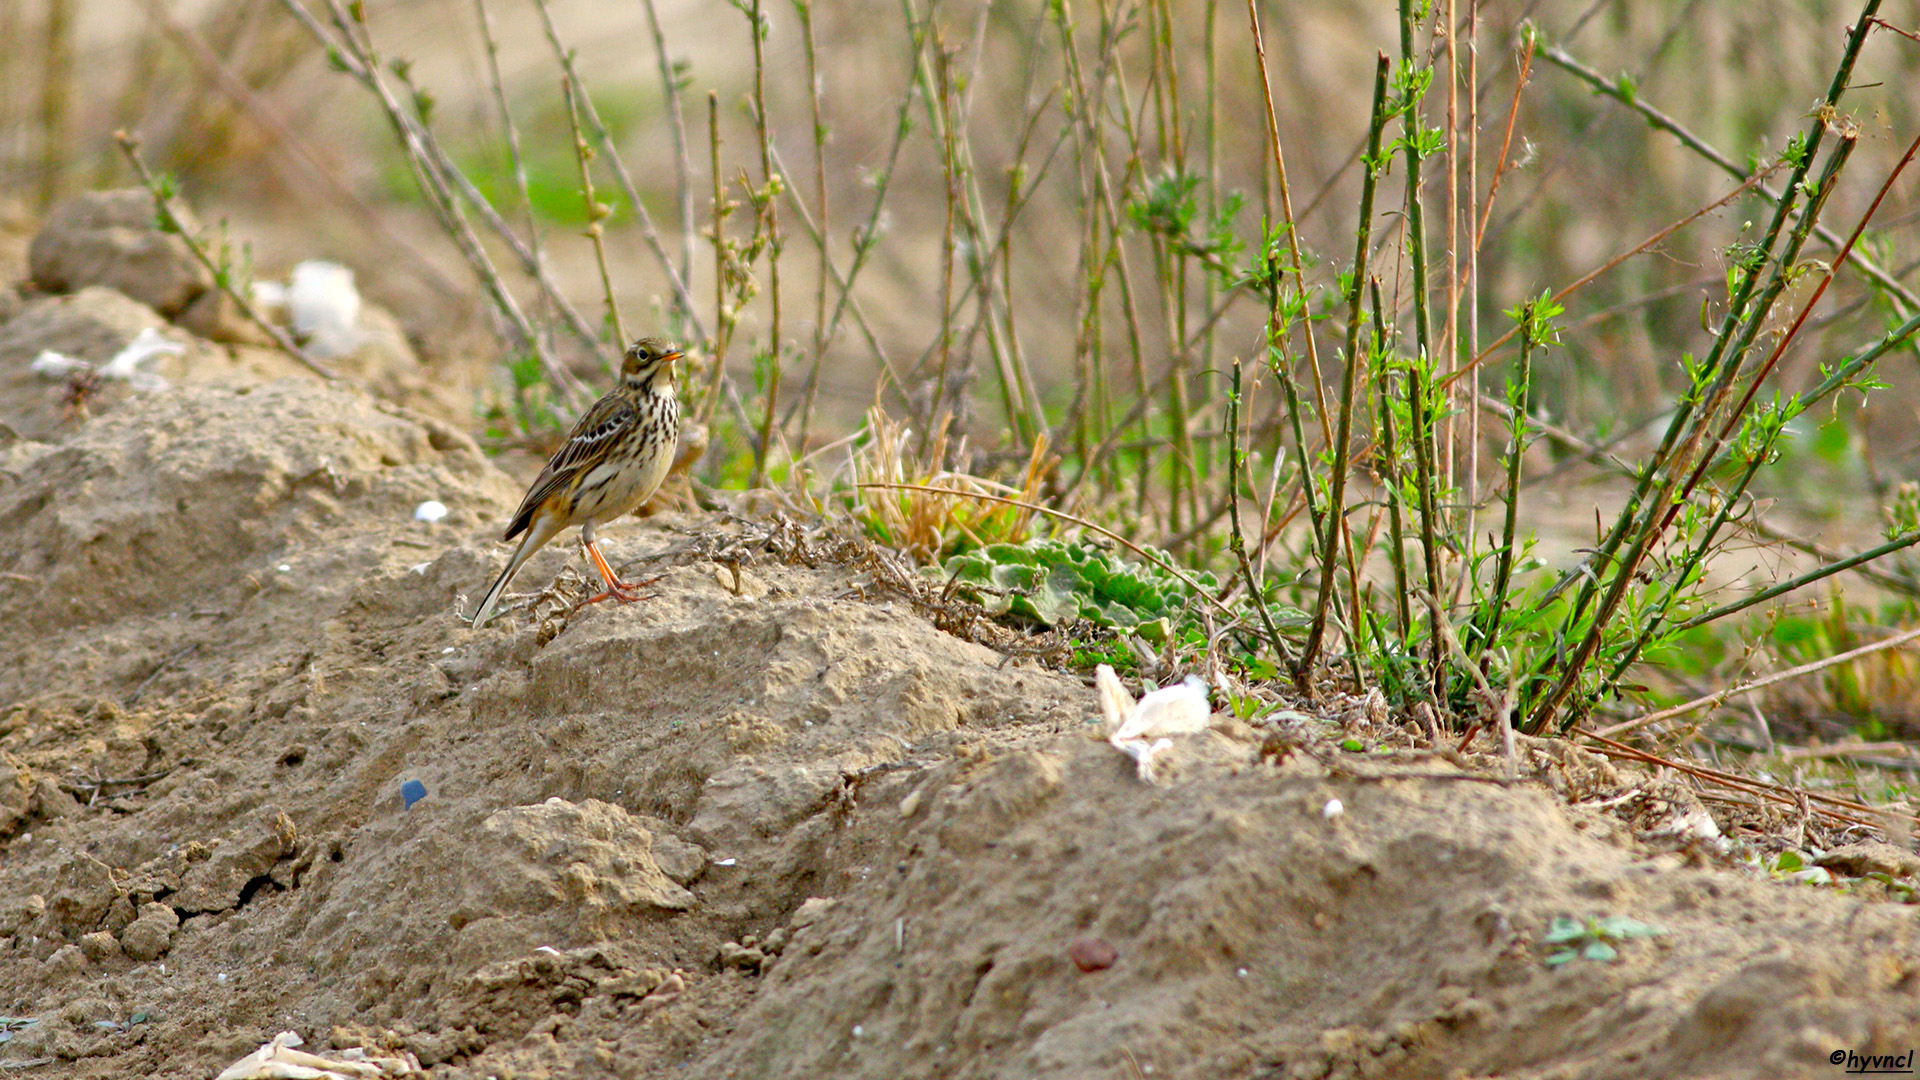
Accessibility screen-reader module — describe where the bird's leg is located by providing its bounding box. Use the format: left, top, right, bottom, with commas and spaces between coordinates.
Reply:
575, 530, 662, 609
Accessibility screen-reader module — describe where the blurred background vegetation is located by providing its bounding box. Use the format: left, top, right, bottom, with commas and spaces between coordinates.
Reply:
7, 2, 1913, 443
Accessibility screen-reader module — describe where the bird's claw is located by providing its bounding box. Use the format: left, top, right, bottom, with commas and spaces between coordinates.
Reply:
575, 573, 664, 611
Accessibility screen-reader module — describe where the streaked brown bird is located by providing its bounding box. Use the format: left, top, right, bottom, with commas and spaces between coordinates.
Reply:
469, 337, 683, 627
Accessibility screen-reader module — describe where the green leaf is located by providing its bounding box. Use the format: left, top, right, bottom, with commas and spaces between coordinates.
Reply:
1592, 916, 1665, 939
1133, 617, 1171, 644
1543, 916, 1587, 944
1786, 866, 1834, 886
937, 538, 1205, 631
989, 562, 1042, 592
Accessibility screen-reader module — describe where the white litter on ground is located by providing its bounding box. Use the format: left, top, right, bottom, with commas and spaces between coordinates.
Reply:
31, 326, 182, 392
252, 260, 366, 359
1095, 664, 1211, 783
212, 1030, 420, 1080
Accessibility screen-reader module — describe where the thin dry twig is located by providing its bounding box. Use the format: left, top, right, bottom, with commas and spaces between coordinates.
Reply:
1576, 727, 1914, 833
1591, 625, 1920, 740
1777, 740, 1920, 764
528, 0, 704, 340
562, 73, 625, 347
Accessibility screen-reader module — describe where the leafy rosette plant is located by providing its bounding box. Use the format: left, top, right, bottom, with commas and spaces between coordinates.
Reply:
940, 538, 1215, 633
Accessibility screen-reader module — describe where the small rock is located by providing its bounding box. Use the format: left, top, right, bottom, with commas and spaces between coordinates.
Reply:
1067, 936, 1118, 973
635, 970, 685, 1013
29, 777, 81, 820
77, 930, 120, 963
649, 834, 709, 886
789, 896, 837, 930
58, 996, 116, 1027
28, 189, 211, 318
711, 565, 768, 600
119, 902, 180, 962
173, 806, 298, 914
47, 854, 125, 936
0, 750, 31, 837
717, 941, 767, 973
448, 799, 695, 935
41, 943, 87, 985
1814, 841, 1920, 879
0, 892, 45, 936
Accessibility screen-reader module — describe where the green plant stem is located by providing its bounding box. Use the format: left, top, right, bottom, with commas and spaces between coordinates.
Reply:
636, 0, 696, 286
764, 146, 906, 397
1370, 280, 1413, 642
1268, 280, 1325, 692
1406, 344, 1445, 698
702, 90, 731, 422
1685, 530, 1920, 636
1475, 308, 1533, 655
1691, 126, 1919, 501
793, 0, 828, 460
1243, 0, 1333, 449
1395, 0, 1434, 381
1395, 1, 1445, 696
1531, 3, 1871, 670
1228, 358, 1294, 665
529, 0, 703, 340
562, 74, 625, 349
1609, 131, 1907, 681
275, 0, 589, 405
1661, 138, 1858, 524
1526, 125, 1858, 731
930, 17, 960, 452
1300, 53, 1391, 676
821, 11, 926, 372
470, 0, 545, 287
747, 0, 782, 485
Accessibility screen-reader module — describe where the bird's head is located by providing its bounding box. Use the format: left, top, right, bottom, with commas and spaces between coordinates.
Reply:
621, 337, 684, 387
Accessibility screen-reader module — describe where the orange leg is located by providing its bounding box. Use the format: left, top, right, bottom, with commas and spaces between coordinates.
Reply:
575, 538, 662, 610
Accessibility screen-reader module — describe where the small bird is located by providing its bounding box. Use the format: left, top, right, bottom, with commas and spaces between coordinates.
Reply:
469, 337, 683, 627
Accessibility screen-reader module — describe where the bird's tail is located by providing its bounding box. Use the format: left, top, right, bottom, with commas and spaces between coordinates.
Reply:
469, 532, 536, 627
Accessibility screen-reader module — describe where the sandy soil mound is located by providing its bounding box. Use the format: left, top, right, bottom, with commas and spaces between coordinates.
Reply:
2, 216, 1919, 1079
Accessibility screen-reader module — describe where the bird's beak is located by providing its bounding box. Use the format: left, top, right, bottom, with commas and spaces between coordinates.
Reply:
663, 350, 684, 364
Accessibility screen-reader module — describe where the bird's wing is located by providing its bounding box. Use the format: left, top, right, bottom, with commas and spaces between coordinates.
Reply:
501, 395, 640, 540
